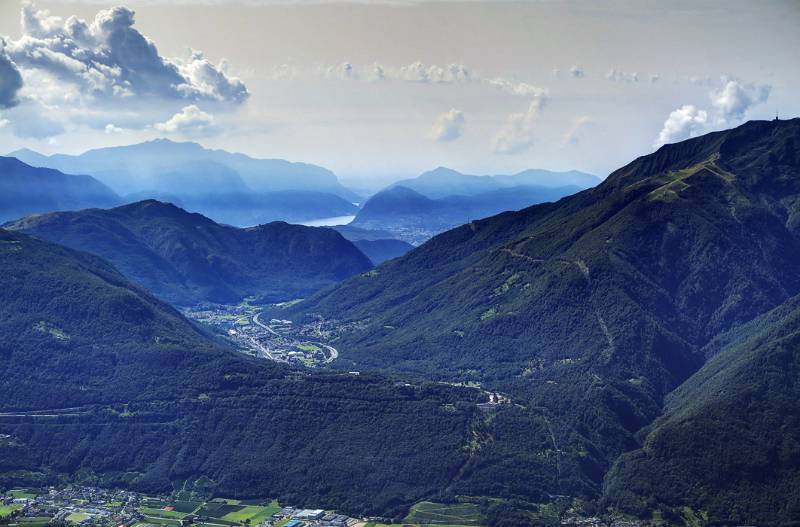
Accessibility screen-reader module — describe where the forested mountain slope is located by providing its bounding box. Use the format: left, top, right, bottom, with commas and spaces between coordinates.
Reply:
278, 118, 800, 516
0, 228, 483, 517
604, 293, 800, 524
6, 200, 372, 305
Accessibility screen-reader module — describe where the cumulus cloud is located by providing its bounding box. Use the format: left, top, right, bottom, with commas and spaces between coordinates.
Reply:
487, 78, 548, 99
321, 61, 470, 84
154, 105, 217, 136
569, 65, 585, 78
606, 69, 639, 83
104, 123, 123, 134
326, 62, 357, 80
0, 43, 23, 109
562, 115, 592, 146
655, 105, 708, 146
654, 79, 771, 147
4, 3, 248, 103
493, 97, 546, 155
710, 80, 771, 122
429, 108, 465, 142
397, 62, 470, 83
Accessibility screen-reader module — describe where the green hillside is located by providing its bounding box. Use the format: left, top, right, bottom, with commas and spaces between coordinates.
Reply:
604, 294, 800, 524
0, 229, 480, 517
276, 118, 800, 514
5, 200, 372, 305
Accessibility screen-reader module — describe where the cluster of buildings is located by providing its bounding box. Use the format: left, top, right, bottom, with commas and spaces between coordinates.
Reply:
182, 304, 333, 367
1, 486, 142, 526
259, 507, 358, 527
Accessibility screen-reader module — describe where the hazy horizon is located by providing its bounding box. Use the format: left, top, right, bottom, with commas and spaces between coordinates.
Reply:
1, 0, 798, 186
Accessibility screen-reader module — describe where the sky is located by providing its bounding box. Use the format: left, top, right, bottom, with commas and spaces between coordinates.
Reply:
0, 0, 798, 189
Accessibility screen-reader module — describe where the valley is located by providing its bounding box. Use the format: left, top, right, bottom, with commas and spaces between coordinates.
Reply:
0, 485, 644, 527
183, 301, 340, 368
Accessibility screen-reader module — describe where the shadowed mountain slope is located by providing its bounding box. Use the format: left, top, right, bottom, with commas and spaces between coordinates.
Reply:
0, 156, 120, 223
6, 200, 372, 305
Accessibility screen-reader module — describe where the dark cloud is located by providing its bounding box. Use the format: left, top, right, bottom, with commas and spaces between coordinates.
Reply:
0, 43, 23, 109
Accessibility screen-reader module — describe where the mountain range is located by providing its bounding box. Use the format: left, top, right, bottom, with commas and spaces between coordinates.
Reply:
352, 184, 585, 244
275, 118, 800, 524
5, 200, 372, 305
9, 140, 360, 226
10, 139, 358, 200
3, 119, 800, 525
390, 166, 600, 199
0, 156, 121, 223
0, 228, 499, 518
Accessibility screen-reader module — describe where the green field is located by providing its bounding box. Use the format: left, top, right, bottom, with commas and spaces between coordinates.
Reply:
66, 512, 91, 523
220, 502, 280, 524
0, 505, 23, 519
14, 516, 52, 527
404, 501, 482, 526
170, 501, 203, 514
7, 490, 38, 499
140, 507, 188, 519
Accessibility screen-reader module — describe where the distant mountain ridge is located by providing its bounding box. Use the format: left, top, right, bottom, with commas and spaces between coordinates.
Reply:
351, 184, 583, 244
6, 200, 372, 305
10, 139, 357, 199
9, 140, 360, 226
390, 166, 599, 199
0, 156, 121, 223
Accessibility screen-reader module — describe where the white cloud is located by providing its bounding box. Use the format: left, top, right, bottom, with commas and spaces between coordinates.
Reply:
326, 62, 357, 80
710, 80, 771, 122
429, 108, 465, 142
562, 115, 592, 146
493, 97, 546, 155
654, 79, 771, 147
606, 69, 639, 83
4, 3, 248, 104
397, 61, 470, 83
104, 123, 123, 134
655, 104, 708, 146
154, 105, 217, 136
321, 61, 470, 84
3, 100, 65, 138
569, 65, 585, 78
486, 78, 548, 98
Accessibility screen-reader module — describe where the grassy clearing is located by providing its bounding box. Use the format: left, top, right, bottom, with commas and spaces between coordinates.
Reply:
222, 502, 280, 525
8, 490, 38, 499
66, 512, 90, 523
0, 505, 23, 519
14, 517, 51, 527
220, 502, 280, 524
170, 501, 203, 514
140, 507, 188, 519
404, 501, 481, 526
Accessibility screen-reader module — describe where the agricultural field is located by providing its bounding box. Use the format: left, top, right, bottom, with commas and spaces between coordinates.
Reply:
221, 502, 280, 524
66, 512, 90, 523
403, 501, 482, 526
7, 490, 38, 499
0, 505, 23, 519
